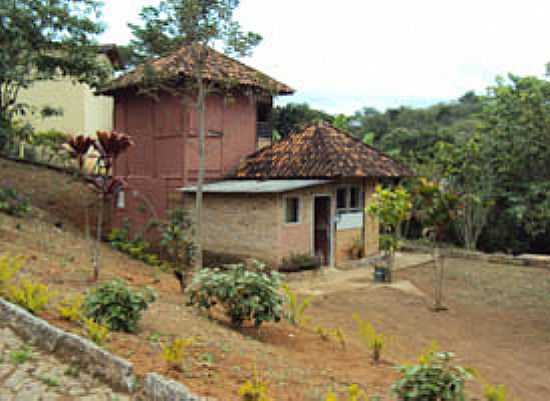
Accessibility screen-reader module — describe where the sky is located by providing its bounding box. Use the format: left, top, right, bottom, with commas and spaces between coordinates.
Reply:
100, 0, 550, 115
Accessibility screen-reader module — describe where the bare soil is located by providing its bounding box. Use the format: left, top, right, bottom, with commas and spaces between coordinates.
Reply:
1, 158, 549, 401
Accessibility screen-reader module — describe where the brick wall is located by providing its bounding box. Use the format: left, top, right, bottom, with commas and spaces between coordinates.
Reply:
184, 179, 380, 268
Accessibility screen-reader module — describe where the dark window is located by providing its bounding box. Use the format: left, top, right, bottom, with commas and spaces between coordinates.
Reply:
208, 130, 223, 137
337, 186, 362, 212
336, 188, 347, 210
285, 197, 300, 223
349, 187, 360, 209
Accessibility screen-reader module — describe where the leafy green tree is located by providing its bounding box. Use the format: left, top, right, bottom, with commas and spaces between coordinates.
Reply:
0, 0, 109, 142
480, 75, 550, 241
272, 103, 333, 138
367, 185, 412, 282
129, 0, 262, 269
431, 136, 494, 250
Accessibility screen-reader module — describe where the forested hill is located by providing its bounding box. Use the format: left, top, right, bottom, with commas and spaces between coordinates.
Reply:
273, 76, 550, 254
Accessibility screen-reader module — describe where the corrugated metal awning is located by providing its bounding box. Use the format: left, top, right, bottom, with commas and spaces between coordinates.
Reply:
180, 179, 331, 194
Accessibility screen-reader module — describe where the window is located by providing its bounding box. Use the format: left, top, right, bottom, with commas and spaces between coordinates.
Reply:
285, 197, 300, 223
336, 186, 362, 212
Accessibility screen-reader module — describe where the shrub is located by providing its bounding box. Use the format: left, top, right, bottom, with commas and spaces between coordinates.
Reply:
83, 318, 110, 345
57, 294, 84, 322
188, 262, 283, 328
279, 253, 321, 273
282, 284, 311, 326
161, 338, 194, 371
83, 280, 156, 333
7, 279, 53, 314
314, 325, 346, 349
353, 314, 385, 363
391, 351, 473, 401
0, 254, 24, 295
108, 225, 160, 266
0, 187, 30, 217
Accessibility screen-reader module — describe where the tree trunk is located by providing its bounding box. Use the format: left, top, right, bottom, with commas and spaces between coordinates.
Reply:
194, 79, 206, 270
92, 196, 104, 282
432, 247, 447, 311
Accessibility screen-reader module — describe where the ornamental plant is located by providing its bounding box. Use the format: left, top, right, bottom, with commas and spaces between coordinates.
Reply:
83, 280, 156, 333
187, 262, 283, 328
0, 254, 24, 296
0, 187, 31, 217
353, 314, 386, 363
282, 284, 311, 326
161, 337, 194, 371
391, 351, 473, 401
7, 279, 54, 314
64, 131, 133, 281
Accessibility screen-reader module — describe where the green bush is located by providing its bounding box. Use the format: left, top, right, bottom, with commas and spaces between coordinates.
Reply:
83, 280, 156, 333
188, 262, 283, 328
391, 351, 473, 401
108, 224, 160, 266
0, 187, 30, 217
279, 253, 321, 273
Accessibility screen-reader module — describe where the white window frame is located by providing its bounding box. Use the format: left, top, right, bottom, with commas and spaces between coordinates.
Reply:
283, 196, 301, 224
336, 185, 362, 213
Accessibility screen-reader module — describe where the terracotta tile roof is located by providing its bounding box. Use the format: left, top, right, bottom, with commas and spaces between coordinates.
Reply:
231, 122, 414, 179
99, 45, 294, 95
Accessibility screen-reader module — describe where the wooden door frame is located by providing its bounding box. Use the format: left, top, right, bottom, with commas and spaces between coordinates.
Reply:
311, 194, 335, 268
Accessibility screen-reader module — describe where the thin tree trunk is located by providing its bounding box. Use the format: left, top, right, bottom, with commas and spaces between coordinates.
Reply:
432, 246, 447, 311
93, 196, 104, 282
194, 79, 206, 270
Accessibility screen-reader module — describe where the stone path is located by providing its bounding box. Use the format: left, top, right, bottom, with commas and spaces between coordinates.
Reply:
0, 327, 131, 401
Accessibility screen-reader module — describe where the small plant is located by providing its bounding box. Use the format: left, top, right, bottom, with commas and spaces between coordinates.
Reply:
353, 314, 385, 363
57, 294, 84, 322
0, 187, 31, 217
159, 208, 197, 292
83, 279, 156, 333
0, 254, 24, 295
314, 325, 346, 349
161, 337, 194, 371
282, 284, 311, 326
325, 384, 372, 401
83, 318, 110, 345
391, 351, 473, 401
349, 237, 364, 259
7, 279, 53, 314
38, 374, 60, 387
279, 253, 321, 273
188, 262, 283, 328
9, 345, 33, 365
64, 364, 81, 378
484, 384, 508, 401
238, 367, 271, 401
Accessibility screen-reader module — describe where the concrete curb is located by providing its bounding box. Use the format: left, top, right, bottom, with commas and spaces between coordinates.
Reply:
400, 243, 550, 270
0, 297, 215, 401
144, 373, 215, 401
0, 297, 135, 392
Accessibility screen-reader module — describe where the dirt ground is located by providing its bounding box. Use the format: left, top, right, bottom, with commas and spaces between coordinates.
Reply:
1, 158, 549, 401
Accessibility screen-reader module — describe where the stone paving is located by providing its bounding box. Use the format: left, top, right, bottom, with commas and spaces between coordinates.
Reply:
0, 327, 132, 401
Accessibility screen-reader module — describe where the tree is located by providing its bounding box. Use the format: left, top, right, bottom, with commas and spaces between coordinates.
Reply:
432, 137, 494, 250
65, 132, 133, 281
412, 178, 460, 311
0, 0, 109, 142
272, 103, 334, 138
367, 185, 412, 282
480, 75, 550, 243
129, 0, 262, 270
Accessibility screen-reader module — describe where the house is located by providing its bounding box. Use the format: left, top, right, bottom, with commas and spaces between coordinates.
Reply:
99, 45, 294, 229
18, 45, 121, 135
182, 122, 413, 267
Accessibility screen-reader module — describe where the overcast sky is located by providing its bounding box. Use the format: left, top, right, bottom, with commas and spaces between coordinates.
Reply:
100, 0, 550, 114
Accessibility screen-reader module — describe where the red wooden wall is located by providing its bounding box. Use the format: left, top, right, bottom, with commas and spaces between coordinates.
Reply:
111, 89, 259, 231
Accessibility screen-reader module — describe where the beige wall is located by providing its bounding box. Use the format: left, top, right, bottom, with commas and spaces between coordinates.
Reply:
17, 54, 113, 135
185, 179, 380, 268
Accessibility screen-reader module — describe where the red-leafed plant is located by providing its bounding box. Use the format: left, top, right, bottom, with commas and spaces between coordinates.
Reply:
64, 131, 133, 281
